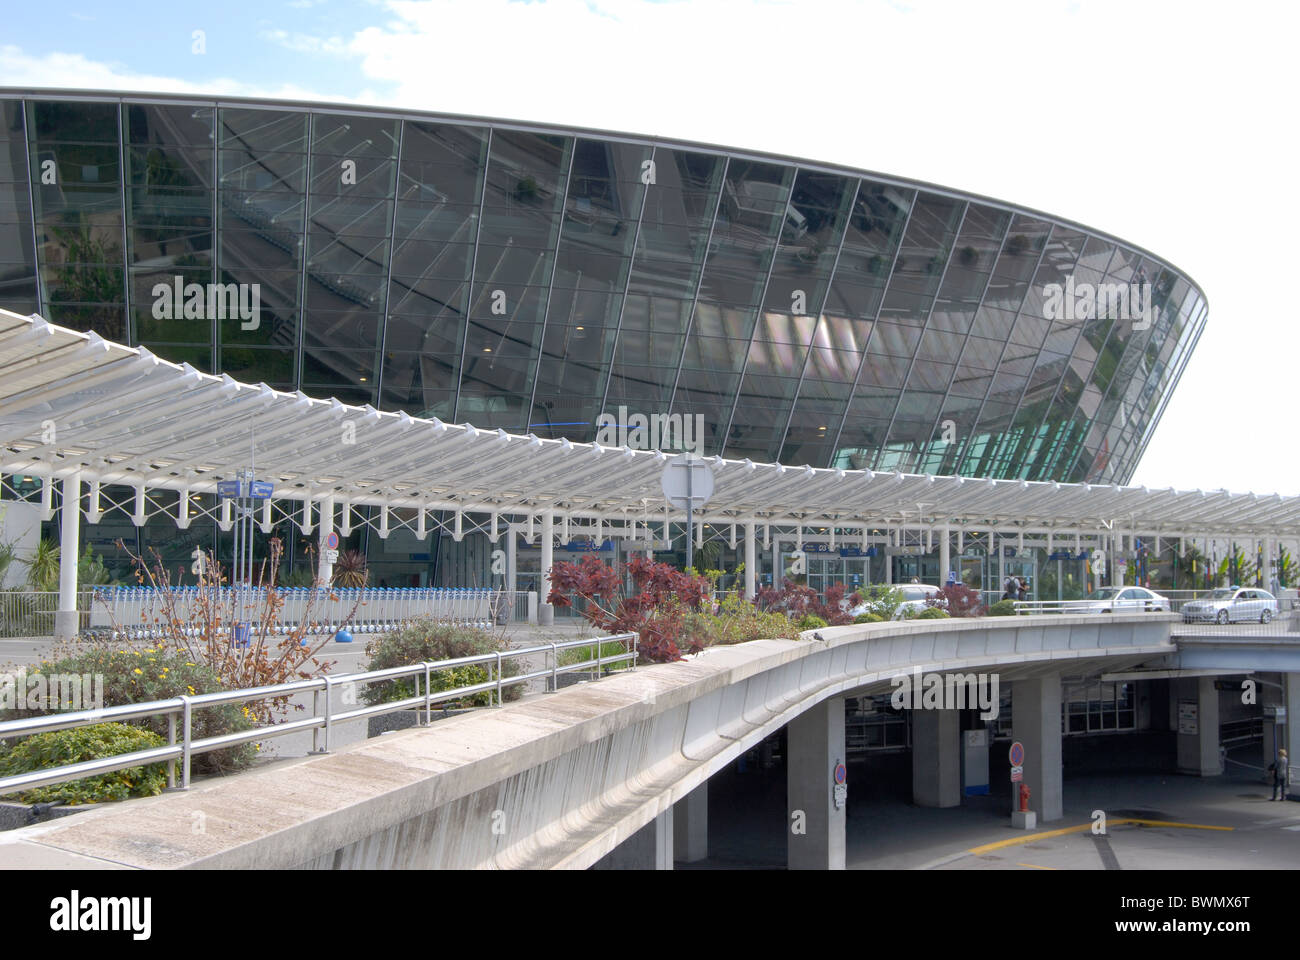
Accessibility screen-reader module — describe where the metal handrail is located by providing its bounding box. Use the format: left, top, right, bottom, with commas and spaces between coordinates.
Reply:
0, 632, 636, 798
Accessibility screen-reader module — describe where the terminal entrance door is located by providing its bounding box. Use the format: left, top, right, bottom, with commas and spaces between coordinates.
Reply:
999, 554, 1037, 599
893, 555, 939, 584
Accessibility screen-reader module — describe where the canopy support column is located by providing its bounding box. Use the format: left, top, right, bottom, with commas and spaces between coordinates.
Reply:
55, 472, 81, 638
540, 510, 554, 626
744, 522, 756, 600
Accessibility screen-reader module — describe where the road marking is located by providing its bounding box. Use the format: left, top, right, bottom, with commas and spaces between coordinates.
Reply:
1016, 862, 1058, 870
968, 818, 1232, 855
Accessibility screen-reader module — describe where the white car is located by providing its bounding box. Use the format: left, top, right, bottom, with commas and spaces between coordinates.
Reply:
1181, 587, 1279, 625
1068, 586, 1170, 613
849, 584, 943, 620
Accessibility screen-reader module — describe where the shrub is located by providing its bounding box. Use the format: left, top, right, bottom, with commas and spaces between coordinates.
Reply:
548, 556, 714, 662
361, 620, 522, 707
853, 612, 884, 624
107, 538, 347, 706
910, 606, 950, 620
3, 644, 258, 775
754, 581, 862, 626
987, 599, 1017, 617
854, 585, 906, 621
795, 614, 828, 632
929, 583, 983, 617
0, 723, 167, 805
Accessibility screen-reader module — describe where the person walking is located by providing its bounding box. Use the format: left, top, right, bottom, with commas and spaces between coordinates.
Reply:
1017, 577, 1029, 602
1271, 749, 1289, 801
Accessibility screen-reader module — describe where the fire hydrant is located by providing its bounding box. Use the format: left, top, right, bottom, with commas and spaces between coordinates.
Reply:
1018, 782, 1031, 812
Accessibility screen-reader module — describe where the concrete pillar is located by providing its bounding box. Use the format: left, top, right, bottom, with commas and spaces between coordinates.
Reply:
884, 550, 893, 585
911, 708, 961, 807
672, 782, 708, 863
1283, 674, 1300, 780
506, 524, 517, 596
1012, 675, 1063, 821
539, 510, 554, 626
744, 523, 756, 599
787, 696, 846, 870
593, 809, 672, 869
1110, 533, 1122, 587
1174, 676, 1222, 776
54, 472, 81, 638
939, 525, 950, 585
317, 494, 335, 586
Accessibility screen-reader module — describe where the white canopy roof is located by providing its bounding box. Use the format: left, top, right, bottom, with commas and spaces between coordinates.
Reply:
1, 308, 1297, 543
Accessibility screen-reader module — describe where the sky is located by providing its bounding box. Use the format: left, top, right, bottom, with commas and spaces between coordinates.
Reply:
2, 0, 1296, 495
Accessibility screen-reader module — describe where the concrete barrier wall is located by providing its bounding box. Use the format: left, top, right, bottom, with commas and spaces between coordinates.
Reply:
0, 615, 1175, 870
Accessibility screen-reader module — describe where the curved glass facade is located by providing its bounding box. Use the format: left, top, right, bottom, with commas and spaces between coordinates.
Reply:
0, 93, 1206, 483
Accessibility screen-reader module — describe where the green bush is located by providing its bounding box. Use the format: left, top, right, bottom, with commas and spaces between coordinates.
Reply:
855, 586, 906, 621
362, 620, 522, 707
0, 722, 166, 805
987, 599, 1017, 617
2, 646, 257, 775
853, 612, 884, 624
910, 606, 950, 620
687, 596, 798, 646
795, 614, 828, 632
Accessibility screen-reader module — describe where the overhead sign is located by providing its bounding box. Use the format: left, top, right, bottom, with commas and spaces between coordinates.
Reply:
1009, 741, 1025, 767
249, 480, 274, 500
216, 480, 242, 498
660, 454, 714, 511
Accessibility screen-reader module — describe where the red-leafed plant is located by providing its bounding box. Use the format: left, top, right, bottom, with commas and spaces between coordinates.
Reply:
546, 556, 714, 662
928, 583, 984, 618
754, 580, 862, 626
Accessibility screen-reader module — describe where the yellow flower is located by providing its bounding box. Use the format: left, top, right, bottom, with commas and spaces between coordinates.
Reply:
132, 668, 143, 675
158, 673, 166, 679
186, 662, 196, 667
186, 685, 195, 695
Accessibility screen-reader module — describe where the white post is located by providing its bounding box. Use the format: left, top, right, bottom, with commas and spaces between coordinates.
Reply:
1111, 532, 1122, 587
55, 472, 81, 638
744, 522, 757, 600
939, 524, 950, 586
540, 510, 554, 626
317, 494, 336, 586
507, 523, 518, 596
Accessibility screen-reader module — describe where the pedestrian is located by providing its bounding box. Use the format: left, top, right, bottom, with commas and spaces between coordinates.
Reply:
1017, 577, 1028, 602
1271, 749, 1289, 801
1002, 576, 1017, 601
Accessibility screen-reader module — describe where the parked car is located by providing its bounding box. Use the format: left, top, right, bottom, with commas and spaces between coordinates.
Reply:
1070, 585, 1170, 614
849, 584, 943, 620
1181, 587, 1279, 625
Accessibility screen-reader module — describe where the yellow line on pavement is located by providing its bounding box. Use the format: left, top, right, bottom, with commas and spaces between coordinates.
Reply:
1017, 862, 1058, 870
969, 818, 1233, 855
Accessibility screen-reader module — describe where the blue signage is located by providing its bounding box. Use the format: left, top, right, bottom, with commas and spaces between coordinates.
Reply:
249, 481, 274, 500
837, 546, 878, 558
216, 480, 242, 498
563, 539, 613, 552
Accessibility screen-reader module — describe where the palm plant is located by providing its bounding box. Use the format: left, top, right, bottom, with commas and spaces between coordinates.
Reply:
332, 549, 369, 588
21, 537, 61, 592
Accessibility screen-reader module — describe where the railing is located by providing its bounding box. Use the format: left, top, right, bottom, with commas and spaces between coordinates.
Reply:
88, 586, 508, 636
0, 591, 94, 638
0, 632, 637, 798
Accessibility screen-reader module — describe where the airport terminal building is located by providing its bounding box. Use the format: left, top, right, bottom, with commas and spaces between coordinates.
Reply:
0, 91, 1208, 592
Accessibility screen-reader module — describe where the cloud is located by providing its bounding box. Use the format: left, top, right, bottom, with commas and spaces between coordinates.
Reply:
0, 44, 355, 103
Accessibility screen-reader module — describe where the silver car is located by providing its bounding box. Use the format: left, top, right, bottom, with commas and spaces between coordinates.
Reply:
1181, 587, 1279, 625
